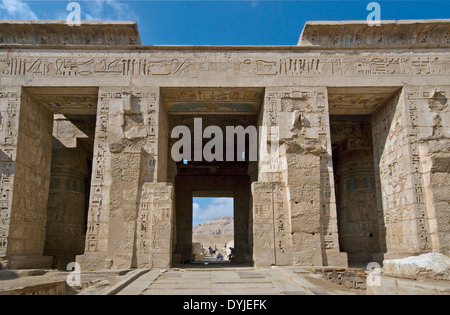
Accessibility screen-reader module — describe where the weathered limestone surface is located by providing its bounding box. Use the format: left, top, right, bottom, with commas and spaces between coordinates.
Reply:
0, 89, 53, 268
367, 253, 450, 295
257, 87, 346, 266
0, 20, 141, 46
252, 182, 292, 266
367, 275, 450, 295
76, 87, 166, 270
383, 253, 450, 280
0, 19, 449, 272
299, 20, 450, 48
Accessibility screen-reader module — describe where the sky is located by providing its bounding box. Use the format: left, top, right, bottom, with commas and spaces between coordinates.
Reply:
1, 1, 450, 45
193, 197, 233, 227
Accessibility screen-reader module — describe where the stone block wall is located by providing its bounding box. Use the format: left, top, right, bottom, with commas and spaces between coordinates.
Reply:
0, 89, 53, 268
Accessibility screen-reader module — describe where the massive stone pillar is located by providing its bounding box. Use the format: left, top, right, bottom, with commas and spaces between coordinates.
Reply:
77, 87, 173, 270
375, 86, 449, 259
252, 87, 347, 267
0, 89, 53, 269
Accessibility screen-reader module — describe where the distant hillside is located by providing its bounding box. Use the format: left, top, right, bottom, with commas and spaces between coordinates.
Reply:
193, 216, 234, 236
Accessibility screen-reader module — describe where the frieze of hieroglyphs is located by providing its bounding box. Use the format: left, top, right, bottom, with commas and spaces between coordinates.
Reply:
31, 94, 98, 114
1, 55, 450, 78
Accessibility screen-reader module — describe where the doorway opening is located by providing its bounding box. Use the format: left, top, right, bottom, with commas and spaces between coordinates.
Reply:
163, 88, 262, 267
44, 114, 95, 269
330, 115, 381, 266
328, 87, 401, 267
24, 87, 97, 270
192, 196, 234, 264
173, 159, 252, 266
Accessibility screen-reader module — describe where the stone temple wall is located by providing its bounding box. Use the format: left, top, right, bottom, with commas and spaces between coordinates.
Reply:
0, 20, 449, 270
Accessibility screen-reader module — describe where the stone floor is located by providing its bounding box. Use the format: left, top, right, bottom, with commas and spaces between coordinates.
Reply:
115, 265, 358, 295
0, 264, 364, 295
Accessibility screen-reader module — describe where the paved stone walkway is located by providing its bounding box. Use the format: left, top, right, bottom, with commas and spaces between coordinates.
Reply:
116, 266, 356, 295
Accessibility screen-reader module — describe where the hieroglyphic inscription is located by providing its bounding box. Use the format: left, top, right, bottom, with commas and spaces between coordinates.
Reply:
85, 91, 114, 253
252, 182, 291, 265
372, 88, 433, 252
0, 91, 20, 255
2, 55, 450, 78
137, 183, 173, 267
136, 183, 172, 251
405, 87, 448, 250
139, 90, 158, 143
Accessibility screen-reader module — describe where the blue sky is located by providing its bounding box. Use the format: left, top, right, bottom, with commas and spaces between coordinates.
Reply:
193, 197, 233, 227
1, 1, 450, 45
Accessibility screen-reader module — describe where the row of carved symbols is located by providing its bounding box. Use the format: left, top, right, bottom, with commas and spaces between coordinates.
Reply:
145, 92, 158, 142
0, 237, 6, 251
85, 94, 112, 251
406, 88, 433, 251
2, 57, 450, 77
149, 187, 172, 250
137, 184, 151, 251
0, 92, 19, 247
253, 183, 287, 253
1, 94, 19, 159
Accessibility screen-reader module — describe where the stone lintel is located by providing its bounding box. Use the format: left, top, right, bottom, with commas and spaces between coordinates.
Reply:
0, 20, 141, 46
299, 19, 450, 48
